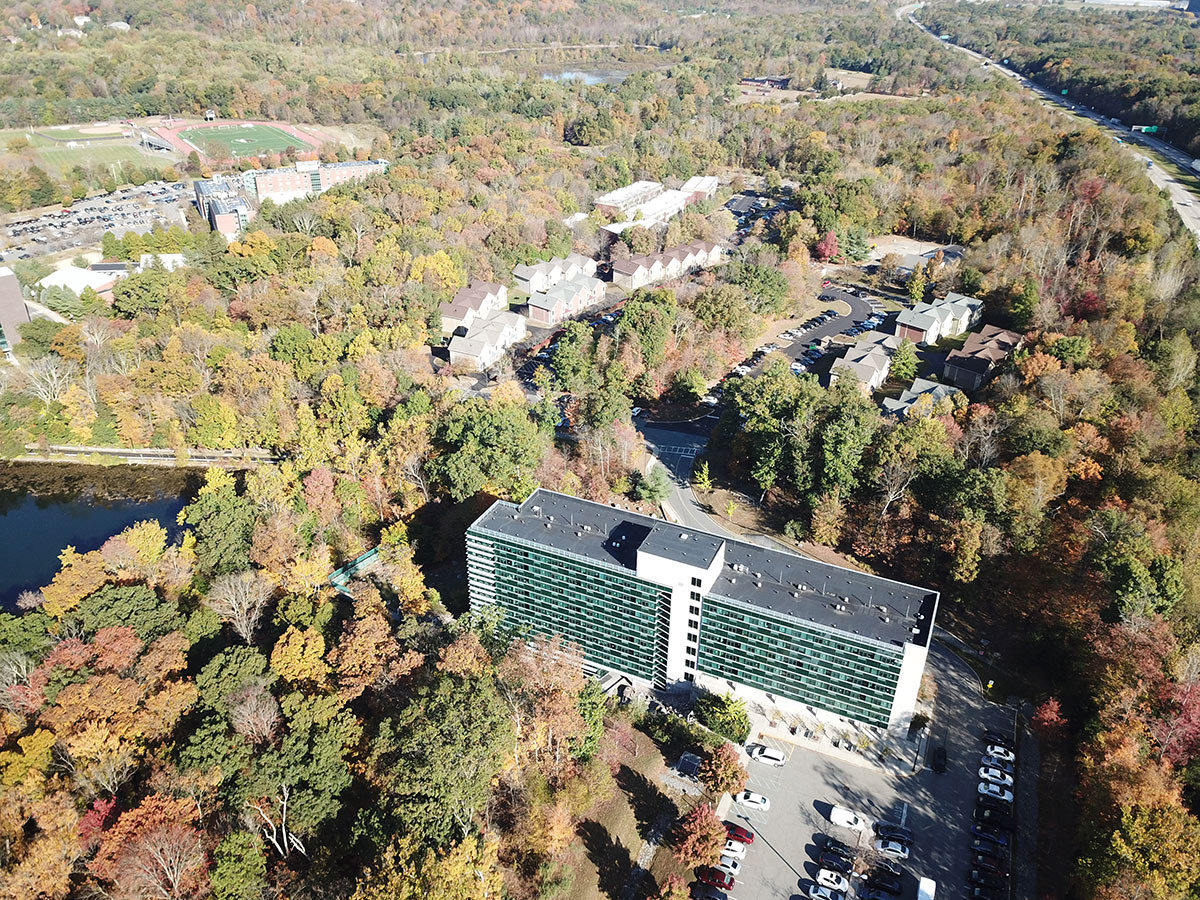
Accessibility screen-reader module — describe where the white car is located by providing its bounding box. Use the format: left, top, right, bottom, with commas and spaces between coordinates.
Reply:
749, 745, 787, 767
722, 839, 746, 859
873, 839, 910, 861
978, 766, 1013, 788
717, 856, 742, 878
735, 790, 770, 811
830, 806, 869, 831
986, 745, 1015, 763
978, 782, 1014, 803
816, 869, 851, 891
631, 407, 643, 417
808, 887, 844, 900
733, 365, 752, 376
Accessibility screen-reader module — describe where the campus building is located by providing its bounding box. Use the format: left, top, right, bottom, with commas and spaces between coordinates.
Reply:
0, 267, 30, 359
208, 197, 252, 241
242, 159, 389, 205
467, 490, 938, 734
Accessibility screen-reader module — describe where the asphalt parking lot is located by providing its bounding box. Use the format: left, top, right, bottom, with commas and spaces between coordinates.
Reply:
0, 182, 190, 260
716, 646, 1026, 900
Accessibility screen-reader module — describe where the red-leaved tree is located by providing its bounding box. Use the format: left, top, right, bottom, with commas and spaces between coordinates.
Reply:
672, 803, 726, 868
815, 230, 839, 261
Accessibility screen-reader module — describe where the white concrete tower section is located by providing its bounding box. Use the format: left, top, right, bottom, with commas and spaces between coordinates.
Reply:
635, 532, 725, 684
888, 641, 929, 736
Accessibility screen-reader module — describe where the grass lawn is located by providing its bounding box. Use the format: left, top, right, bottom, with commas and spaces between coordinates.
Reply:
0, 128, 175, 179
563, 735, 684, 900
178, 123, 313, 158
38, 143, 163, 175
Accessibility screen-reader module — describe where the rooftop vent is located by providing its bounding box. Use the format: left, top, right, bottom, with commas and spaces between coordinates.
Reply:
680, 533, 689, 541
532, 505, 542, 516
754, 582, 762, 588
911, 626, 921, 635
576, 532, 583, 538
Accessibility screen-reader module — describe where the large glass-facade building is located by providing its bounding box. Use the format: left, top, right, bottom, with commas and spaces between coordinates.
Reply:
467, 489, 938, 733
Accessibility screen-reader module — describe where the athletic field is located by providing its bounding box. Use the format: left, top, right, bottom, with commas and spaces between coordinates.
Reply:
176, 123, 314, 158
0, 128, 172, 178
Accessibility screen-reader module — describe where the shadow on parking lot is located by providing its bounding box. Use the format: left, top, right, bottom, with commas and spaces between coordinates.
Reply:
617, 764, 678, 840
577, 818, 635, 900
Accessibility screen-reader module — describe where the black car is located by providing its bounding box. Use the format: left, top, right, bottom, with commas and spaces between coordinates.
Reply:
818, 849, 853, 874
931, 746, 947, 773
966, 888, 1002, 900
873, 822, 914, 845
821, 835, 852, 856
977, 795, 1009, 814
866, 871, 902, 894
969, 869, 1009, 890
872, 858, 902, 877
983, 729, 1015, 749
857, 889, 894, 900
973, 806, 1013, 829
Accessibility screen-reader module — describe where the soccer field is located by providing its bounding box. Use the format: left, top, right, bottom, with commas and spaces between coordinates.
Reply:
177, 123, 314, 158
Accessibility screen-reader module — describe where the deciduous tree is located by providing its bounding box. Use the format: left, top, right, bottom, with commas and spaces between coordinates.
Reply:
698, 742, 748, 797
672, 803, 726, 868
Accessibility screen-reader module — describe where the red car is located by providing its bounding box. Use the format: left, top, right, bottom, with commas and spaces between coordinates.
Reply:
697, 867, 735, 891
724, 822, 755, 845
822, 279, 832, 287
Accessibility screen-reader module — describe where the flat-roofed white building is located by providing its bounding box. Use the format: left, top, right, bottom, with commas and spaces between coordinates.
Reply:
593, 181, 663, 217
681, 175, 719, 203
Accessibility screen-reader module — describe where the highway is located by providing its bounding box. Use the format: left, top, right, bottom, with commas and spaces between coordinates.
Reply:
898, 2, 1200, 245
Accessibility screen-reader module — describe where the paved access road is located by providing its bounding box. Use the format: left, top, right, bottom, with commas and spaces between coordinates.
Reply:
899, 2, 1200, 245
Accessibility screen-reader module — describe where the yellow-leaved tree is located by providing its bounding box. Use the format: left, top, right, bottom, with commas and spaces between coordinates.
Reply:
270, 626, 331, 687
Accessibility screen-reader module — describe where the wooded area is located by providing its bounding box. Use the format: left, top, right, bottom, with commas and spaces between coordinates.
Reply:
923, 2, 1200, 157
0, 0, 1198, 897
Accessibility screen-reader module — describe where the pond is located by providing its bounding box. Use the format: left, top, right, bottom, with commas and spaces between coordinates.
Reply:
0, 464, 198, 609
542, 69, 630, 86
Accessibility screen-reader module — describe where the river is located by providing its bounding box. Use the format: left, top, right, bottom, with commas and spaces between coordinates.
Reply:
0, 464, 197, 609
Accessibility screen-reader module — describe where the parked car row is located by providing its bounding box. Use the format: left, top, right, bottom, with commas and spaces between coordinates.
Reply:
967, 729, 1017, 900
693, 821, 759, 896
1, 181, 189, 260
806, 823, 913, 900
841, 311, 887, 337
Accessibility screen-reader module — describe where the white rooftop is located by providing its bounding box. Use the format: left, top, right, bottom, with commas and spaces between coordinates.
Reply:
38, 268, 121, 295
594, 180, 662, 210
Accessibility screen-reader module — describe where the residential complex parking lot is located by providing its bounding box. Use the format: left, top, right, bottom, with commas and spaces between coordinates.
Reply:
0, 182, 190, 260
702, 646, 1031, 900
